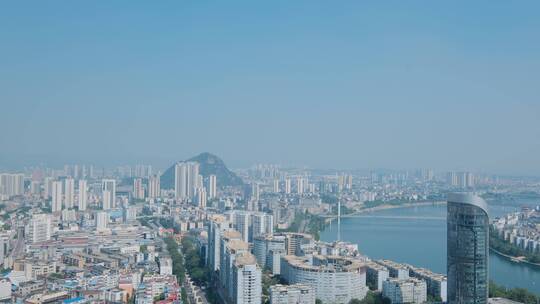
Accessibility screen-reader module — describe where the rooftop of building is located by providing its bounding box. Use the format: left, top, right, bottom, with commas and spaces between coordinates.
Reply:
222, 230, 242, 240
376, 259, 409, 270
270, 284, 312, 292
363, 260, 388, 271
408, 266, 447, 281
282, 255, 364, 272
234, 253, 257, 266
227, 239, 249, 251
385, 277, 425, 285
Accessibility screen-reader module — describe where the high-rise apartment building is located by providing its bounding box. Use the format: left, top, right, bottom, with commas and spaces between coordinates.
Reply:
175, 163, 187, 200
219, 231, 246, 295
43, 177, 53, 198
133, 178, 144, 200
251, 212, 273, 240
251, 183, 260, 201
102, 190, 111, 210
273, 179, 279, 193
207, 215, 233, 271
189, 163, 200, 199
51, 181, 63, 212
459, 172, 475, 188
208, 174, 217, 199
96, 211, 109, 230
102, 179, 116, 209
174, 162, 200, 201
447, 172, 475, 188
253, 234, 286, 270
78, 179, 87, 211
338, 175, 345, 192
148, 175, 161, 199
447, 193, 489, 304
232, 253, 262, 304
28, 214, 52, 243
270, 284, 315, 304
226, 210, 274, 243
197, 187, 207, 208
64, 178, 75, 209
346, 175, 353, 190
233, 211, 250, 243
0, 173, 24, 197
280, 255, 368, 303
285, 178, 291, 194
296, 177, 304, 194
382, 278, 427, 304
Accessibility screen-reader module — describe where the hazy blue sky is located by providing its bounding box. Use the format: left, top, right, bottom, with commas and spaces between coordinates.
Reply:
1, 1, 539, 174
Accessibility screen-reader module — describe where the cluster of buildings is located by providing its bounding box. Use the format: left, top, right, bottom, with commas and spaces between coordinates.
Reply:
0, 159, 517, 304
3, 220, 181, 303
445, 172, 475, 189
0, 164, 185, 303
366, 260, 447, 303
0, 173, 24, 200
207, 208, 448, 304
491, 206, 540, 254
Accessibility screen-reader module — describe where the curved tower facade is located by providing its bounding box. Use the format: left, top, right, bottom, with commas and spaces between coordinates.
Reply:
447, 193, 489, 304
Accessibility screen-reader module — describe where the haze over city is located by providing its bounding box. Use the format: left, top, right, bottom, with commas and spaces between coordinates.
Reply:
1, 1, 540, 175
2, 2, 540, 304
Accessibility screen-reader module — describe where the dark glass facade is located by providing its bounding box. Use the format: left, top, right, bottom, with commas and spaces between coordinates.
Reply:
447, 193, 489, 304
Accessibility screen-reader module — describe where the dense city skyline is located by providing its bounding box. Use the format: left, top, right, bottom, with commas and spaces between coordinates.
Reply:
1, 1, 540, 175
1, 1, 540, 303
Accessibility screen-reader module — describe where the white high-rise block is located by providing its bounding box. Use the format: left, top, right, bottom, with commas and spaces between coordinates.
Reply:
29, 214, 51, 243
78, 179, 87, 211
233, 254, 262, 304
64, 178, 75, 209
96, 211, 109, 230
197, 187, 207, 208
102, 190, 111, 210
148, 175, 160, 198
133, 178, 144, 200
51, 181, 63, 212
174, 162, 200, 201
209, 174, 217, 199
270, 284, 315, 304
296, 177, 304, 194
285, 178, 291, 194
102, 179, 116, 208
0, 173, 24, 197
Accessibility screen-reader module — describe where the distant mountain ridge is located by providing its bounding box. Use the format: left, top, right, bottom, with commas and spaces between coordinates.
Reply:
160, 152, 244, 189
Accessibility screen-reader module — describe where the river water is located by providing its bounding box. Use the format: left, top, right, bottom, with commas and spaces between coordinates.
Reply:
320, 202, 540, 295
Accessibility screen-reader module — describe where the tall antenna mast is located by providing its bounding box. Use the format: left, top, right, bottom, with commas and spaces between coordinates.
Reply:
337, 199, 341, 242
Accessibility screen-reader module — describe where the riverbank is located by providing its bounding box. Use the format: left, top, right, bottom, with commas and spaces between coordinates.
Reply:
349, 200, 446, 216
324, 201, 446, 222
320, 204, 540, 296
490, 247, 540, 268
489, 226, 540, 265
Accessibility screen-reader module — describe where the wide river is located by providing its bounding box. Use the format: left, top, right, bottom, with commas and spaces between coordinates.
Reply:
320, 201, 540, 295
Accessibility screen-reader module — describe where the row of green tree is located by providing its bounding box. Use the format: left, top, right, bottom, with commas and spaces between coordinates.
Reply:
362, 199, 407, 209
181, 235, 220, 304
163, 237, 188, 303
347, 291, 391, 304
319, 282, 540, 304
181, 236, 209, 285
489, 281, 540, 304
490, 227, 540, 263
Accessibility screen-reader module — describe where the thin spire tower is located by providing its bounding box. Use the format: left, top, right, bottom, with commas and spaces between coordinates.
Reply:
337, 199, 341, 241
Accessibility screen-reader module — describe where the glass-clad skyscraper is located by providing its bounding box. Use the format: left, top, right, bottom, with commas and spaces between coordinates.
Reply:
447, 193, 489, 304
